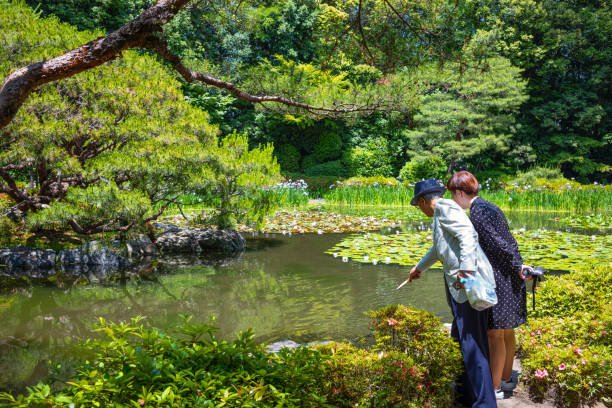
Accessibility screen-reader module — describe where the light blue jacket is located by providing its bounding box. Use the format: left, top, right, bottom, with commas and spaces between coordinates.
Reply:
416, 198, 494, 303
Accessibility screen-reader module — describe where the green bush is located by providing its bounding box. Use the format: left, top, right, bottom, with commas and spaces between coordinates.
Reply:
516, 264, 612, 407
314, 305, 462, 407
301, 153, 319, 172
509, 167, 565, 187
398, 155, 448, 184
304, 160, 347, 177
366, 305, 463, 405
313, 131, 343, 162
342, 138, 394, 177
276, 144, 301, 172
316, 343, 439, 408
0, 316, 330, 407
0, 306, 466, 407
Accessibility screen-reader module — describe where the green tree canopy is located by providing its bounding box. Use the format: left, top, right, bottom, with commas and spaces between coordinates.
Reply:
1, 1, 279, 233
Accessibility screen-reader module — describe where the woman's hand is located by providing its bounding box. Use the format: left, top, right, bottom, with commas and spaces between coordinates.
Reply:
519, 265, 534, 280
409, 266, 422, 281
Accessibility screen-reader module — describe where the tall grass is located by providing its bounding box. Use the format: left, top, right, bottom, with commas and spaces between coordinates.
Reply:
323, 186, 612, 213
480, 189, 612, 213
324, 185, 414, 206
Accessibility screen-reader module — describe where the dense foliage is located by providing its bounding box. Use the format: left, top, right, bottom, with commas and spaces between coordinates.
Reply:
0, 306, 463, 407
0, 2, 279, 234
516, 264, 611, 407
18, 0, 612, 181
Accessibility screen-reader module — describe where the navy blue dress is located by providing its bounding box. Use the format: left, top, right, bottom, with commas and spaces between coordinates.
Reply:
470, 197, 527, 329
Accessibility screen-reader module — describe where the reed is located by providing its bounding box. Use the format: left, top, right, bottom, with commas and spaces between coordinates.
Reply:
324, 185, 413, 206
480, 189, 612, 213
323, 185, 612, 213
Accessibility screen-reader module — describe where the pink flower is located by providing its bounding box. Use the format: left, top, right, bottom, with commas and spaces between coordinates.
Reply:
558, 363, 566, 371
387, 318, 399, 327
581, 360, 587, 365
574, 348, 584, 356
417, 384, 424, 390
535, 369, 548, 379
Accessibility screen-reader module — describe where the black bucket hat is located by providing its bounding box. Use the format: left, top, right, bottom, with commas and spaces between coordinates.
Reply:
410, 179, 446, 206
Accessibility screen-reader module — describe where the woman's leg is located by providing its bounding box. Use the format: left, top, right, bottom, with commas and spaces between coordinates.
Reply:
502, 328, 516, 381
487, 329, 505, 389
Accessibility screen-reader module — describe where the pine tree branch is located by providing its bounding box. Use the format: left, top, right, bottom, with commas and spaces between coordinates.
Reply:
0, 0, 401, 130
142, 36, 395, 115
0, 0, 191, 129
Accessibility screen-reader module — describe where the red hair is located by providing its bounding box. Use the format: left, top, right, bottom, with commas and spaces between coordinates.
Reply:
446, 171, 479, 196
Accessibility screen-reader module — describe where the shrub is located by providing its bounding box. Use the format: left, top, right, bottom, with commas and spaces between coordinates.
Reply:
510, 167, 565, 186
316, 343, 438, 408
516, 264, 612, 407
314, 131, 343, 162
316, 304, 463, 407
367, 305, 463, 397
342, 138, 394, 177
0, 316, 330, 407
398, 155, 448, 184
301, 153, 319, 172
305, 160, 347, 177
276, 144, 301, 172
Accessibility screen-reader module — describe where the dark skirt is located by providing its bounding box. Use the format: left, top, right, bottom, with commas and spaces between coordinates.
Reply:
488, 265, 527, 329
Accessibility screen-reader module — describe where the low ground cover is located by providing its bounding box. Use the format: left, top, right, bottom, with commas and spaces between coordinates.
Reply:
325, 230, 612, 270
516, 264, 611, 407
0, 306, 462, 408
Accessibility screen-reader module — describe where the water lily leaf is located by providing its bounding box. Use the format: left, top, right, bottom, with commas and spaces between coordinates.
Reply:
326, 230, 612, 271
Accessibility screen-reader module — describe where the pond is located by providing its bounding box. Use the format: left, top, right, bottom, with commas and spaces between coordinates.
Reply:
0, 208, 603, 392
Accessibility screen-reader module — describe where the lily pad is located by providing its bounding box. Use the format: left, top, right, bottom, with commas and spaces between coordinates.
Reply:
326, 230, 612, 271
554, 214, 612, 231
161, 209, 407, 234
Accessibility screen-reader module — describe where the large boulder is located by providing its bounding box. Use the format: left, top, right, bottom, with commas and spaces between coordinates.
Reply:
58, 241, 128, 268
155, 225, 245, 254
197, 229, 245, 253
155, 228, 202, 253
0, 246, 56, 275
118, 234, 158, 259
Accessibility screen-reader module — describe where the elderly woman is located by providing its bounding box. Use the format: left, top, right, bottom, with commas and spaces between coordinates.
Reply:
408, 179, 497, 408
447, 171, 532, 400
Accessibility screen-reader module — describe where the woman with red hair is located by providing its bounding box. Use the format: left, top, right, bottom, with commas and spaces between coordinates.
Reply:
447, 171, 533, 400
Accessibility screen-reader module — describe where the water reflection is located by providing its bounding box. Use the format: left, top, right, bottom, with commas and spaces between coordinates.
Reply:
0, 233, 452, 391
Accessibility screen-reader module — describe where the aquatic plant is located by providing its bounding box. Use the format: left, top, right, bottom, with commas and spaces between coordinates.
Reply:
554, 214, 611, 231
165, 209, 408, 234
326, 230, 612, 271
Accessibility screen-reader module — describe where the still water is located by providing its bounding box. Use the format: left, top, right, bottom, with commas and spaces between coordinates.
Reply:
0, 209, 580, 391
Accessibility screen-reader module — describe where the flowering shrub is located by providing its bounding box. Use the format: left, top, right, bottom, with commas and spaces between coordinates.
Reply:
317, 343, 442, 408
517, 264, 612, 407
331, 176, 401, 189
361, 305, 463, 407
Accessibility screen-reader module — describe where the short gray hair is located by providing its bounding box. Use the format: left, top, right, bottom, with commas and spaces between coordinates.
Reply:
421, 191, 443, 203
